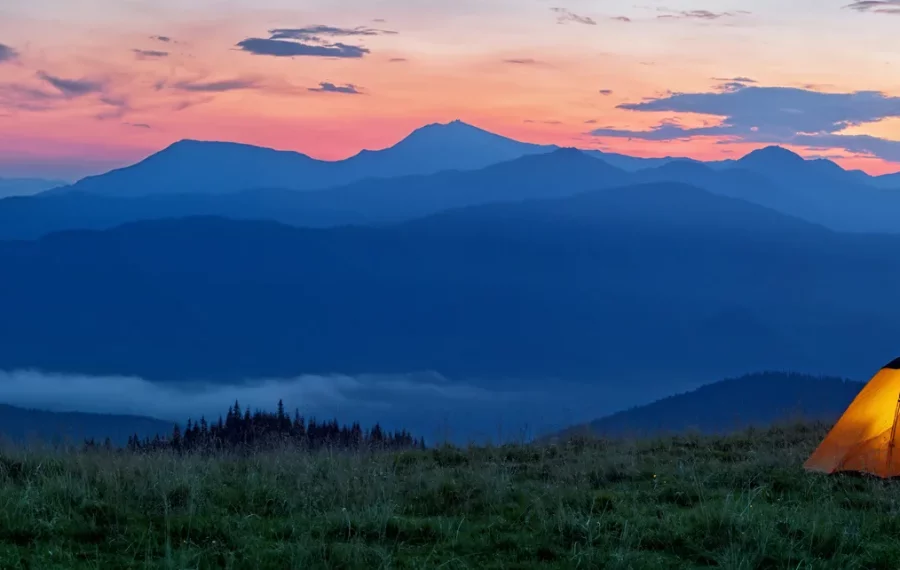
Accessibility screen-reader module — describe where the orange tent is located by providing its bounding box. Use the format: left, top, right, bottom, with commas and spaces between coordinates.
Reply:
805, 357, 900, 478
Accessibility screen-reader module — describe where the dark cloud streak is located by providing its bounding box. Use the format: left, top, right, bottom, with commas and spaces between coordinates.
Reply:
172, 78, 257, 92
236, 38, 369, 58
845, 0, 900, 13
551, 7, 597, 25
657, 9, 749, 20
133, 49, 169, 59
36, 71, 105, 97
308, 82, 362, 95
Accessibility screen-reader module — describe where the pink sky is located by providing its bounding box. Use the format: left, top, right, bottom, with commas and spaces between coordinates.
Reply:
2, 0, 900, 179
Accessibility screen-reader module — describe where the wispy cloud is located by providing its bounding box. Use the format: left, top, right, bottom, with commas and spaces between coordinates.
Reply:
0, 43, 18, 63
503, 58, 544, 65
588, 85, 900, 161
657, 9, 749, 20
388, 57, 407, 63
845, 0, 900, 13
713, 76, 757, 83
150, 35, 172, 42
125, 122, 151, 128
36, 71, 105, 97
172, 78, 257, 92
611, 16, 632, 22
551, 7, 597, 25
599, 89, 613, 95
133, 49, 169, 59
268, 25, 397, 40
236, 24, 395, 59
308, 82, 363, 95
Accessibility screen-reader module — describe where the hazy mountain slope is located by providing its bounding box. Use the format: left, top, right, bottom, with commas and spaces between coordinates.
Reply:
0, 148, 628, 240
1, 184, 899, 391
0, 177, 67, 198
557, 372, 865, 438
0, 403, 172, 445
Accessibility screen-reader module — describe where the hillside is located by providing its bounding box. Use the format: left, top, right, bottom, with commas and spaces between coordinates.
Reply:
0, 403, 172, 445
0, 424, 896, 568
1, 184, 900, 394
557, 372, 864, 439
0, 177, 66, 198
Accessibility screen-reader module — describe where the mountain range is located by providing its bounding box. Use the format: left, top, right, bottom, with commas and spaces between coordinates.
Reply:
1, 122, 897, 239
4, 119, 900, 442
1, 182, 899, 393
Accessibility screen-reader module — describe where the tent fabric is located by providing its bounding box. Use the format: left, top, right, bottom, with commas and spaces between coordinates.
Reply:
805, 363, 900, 478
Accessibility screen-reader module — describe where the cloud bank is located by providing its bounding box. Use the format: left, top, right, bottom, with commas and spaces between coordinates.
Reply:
590, 84, 900, 161
0, 369, 632, 443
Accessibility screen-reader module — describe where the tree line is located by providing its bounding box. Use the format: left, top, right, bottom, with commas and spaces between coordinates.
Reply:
83, 399, 425, 453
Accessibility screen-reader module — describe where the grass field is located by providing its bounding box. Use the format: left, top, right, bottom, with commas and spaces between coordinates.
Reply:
0, 423, 898, 569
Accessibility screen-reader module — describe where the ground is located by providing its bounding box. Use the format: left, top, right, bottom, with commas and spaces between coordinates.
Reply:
0, 423, 897, 569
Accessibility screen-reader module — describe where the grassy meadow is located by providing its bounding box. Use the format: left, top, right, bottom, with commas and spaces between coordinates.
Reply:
0, 423, 898, 569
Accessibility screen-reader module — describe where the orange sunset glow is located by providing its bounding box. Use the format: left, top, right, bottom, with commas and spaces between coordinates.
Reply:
3, 0, 900, 179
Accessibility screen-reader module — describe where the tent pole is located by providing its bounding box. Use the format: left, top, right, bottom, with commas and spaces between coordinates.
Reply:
889, 394, 900, 473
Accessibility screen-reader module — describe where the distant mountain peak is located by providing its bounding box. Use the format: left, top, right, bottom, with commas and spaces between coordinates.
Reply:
404, 119, 495, 139
739, 145, 805, 165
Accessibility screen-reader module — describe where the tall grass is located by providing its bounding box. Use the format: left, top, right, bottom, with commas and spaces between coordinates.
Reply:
1, 421, 899, 568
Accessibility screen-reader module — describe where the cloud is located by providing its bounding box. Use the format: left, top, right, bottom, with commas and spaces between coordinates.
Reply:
236, 38, 369, 58
125, 122, 151, 128
657, 9, 749, 20
171, 97, 214, 111
0, 369, 621, 444
611, 16, 632, 22
713, 76, 757, 83
150, 35, 172, 42
503, 58, 543, 65
524, 119, 563, 125
588, 85, 900, 161
308, 82, 362, 95
599, 89, 613, 95
0, 84, 62, 111
172, 78, 257, 92
388, 57, 407, 63
0, 369, 503, 421
133, 49, 169, 59
236, 25, 393, 59
267, 25, 397, 41
845, 0, 900, 13
0, 44, 18, 63
551, 7, 597, 25
36, 71, 104, 97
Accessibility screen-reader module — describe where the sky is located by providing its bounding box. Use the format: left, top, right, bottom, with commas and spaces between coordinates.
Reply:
2, 0, 900, 180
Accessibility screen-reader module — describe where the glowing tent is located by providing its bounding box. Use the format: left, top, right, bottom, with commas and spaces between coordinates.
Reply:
805, 357, 900, 478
